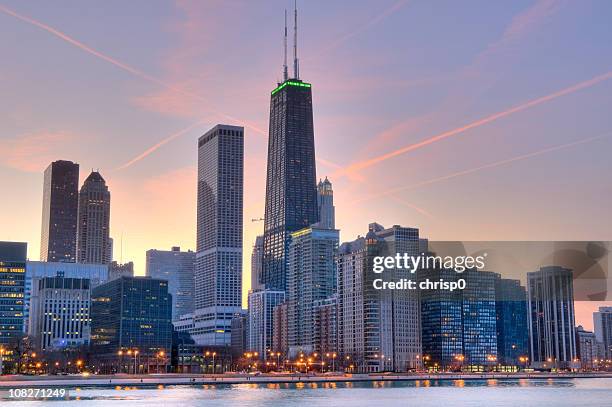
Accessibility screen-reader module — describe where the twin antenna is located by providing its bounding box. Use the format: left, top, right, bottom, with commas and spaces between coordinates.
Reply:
283, 1, 299, 81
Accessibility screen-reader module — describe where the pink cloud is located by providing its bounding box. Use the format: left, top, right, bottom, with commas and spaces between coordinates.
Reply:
0, 132, 77, 172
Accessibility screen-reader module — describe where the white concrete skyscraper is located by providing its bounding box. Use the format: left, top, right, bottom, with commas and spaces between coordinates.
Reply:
193, 124, 244, 346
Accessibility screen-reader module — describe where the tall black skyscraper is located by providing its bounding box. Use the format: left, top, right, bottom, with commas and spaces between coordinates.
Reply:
262, 6, 318, 291
40, 160, 79, 262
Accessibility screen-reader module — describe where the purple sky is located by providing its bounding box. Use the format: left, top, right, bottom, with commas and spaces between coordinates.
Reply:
1, 0, 611, 328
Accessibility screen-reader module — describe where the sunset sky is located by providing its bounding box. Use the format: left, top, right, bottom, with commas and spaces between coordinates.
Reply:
1, 0, 611, 328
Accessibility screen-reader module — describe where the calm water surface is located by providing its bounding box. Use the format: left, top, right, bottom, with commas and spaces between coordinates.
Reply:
7, 378, 612, 407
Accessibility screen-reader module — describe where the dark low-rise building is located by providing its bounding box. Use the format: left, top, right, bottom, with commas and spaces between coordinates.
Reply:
90, 276, 172, 373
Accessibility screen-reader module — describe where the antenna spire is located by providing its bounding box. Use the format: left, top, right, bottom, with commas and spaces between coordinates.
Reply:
283, 9, 288, 81
293, 0, 299, 79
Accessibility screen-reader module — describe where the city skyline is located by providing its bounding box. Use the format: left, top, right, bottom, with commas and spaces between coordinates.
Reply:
1, 1, 612, 329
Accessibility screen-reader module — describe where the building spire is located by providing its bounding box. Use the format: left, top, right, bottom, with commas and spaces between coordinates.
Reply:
283, 9, 288, 81
293, 0, 299, 79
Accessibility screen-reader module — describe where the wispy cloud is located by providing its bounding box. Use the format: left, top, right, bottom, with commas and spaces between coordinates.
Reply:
352, 132, 610, 205
0, 3, 265, 136
335, 70, 612, 178
0, 131, 76, 172
310, 0, 411, 60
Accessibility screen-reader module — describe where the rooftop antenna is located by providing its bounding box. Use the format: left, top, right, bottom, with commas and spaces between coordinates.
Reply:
283, 9, 288, 81
293, 0, 299, 79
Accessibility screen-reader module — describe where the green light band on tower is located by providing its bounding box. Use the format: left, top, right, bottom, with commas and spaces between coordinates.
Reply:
271, 80, 312, 95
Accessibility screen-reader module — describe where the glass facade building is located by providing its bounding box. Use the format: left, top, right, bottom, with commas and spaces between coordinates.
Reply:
146, 247, 195, 321
420, 267, 464, 370
90, 276, 173, 366
0, 242, 26, 345
420, 268, 499, 370
40, 160, 79, 263
194, 124, 243, 346
494, 276, 528, 367
262, 79, 318, 291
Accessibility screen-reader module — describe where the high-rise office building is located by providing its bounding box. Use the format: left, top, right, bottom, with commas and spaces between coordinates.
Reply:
251, 236, 264, 292
462, 270, 498, 367
40, 160, 79, 262
146, 247, 195, 320
286, 227, 339, 355
90, 276, 173, 372
29, 275, 91, 350
0, 242, 26, 374
420, 267, 464, 370
0, 242, 26, 345
527, 266, 577, 369
262, 7, 318, 291
420, 268, 500, 370
494, 276, 528, 367
108, 261, 134, 281
248, 289, 285, 358
337, 223, 421, 372
594, 307, 612, 360
576, 325, 597, 370
230, 311, 248, 358
315, 177, 335, 229
24, 261, 108, 334
194, 124, 243, 346
77, 171, 111, 264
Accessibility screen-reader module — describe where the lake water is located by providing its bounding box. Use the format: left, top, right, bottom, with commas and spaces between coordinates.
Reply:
5, 378, 612, 406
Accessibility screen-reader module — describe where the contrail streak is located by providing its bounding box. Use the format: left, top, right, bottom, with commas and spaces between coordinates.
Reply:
0, 4, 265, 135
312, 0, 410, 59
352, 133, 610, 204
1, 4, 347, 171
337, 70, 612, 177
115, 120, 206, 170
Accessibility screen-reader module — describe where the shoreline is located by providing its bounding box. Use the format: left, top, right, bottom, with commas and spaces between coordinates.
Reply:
1, 373, 612, 388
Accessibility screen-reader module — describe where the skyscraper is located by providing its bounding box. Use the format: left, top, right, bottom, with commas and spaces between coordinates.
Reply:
420, 268, 500, 370
316, 177, 335, 229
462, 270, 498, 367
40, 160, 79, 262
251, 236, 264, 292
337, 223, 421, 372
146, 247, 195, 320
594, 306, 612, 360
0, 242, 26, 345
77, 171, 111, 264
248, 289, 285, 358
527, 266, 577, 369
0, 242, 26, 374
262, 6, 318, 291
194, 124, 243, 346
286, 226, 339, 355
420, 267, 464, 370
494, 276, 528, 367
576, 325, 597, 370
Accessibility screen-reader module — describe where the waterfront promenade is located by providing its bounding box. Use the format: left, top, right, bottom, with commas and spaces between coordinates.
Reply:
1, 372, 611, 388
